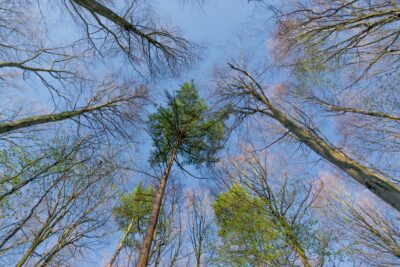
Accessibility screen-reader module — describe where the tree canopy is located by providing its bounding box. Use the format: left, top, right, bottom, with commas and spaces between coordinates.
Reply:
1, 1, 399, 266
148, 82, 227, 166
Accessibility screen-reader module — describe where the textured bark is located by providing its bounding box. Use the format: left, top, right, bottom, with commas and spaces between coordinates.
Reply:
228, 65, 400, 211
254, 89, 400, 211
0, 102, 115, 135
72, 0, 162, 47
136, 141, 179, 267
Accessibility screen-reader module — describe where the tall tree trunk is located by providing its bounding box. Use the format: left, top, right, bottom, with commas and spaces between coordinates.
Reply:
246, 80, 400, 211
0, 101, 117, 135
107, 217, 136, 267
136, 141, 179, 267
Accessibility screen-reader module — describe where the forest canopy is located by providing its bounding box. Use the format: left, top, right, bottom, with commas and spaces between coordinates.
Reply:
0, 0, 399, 266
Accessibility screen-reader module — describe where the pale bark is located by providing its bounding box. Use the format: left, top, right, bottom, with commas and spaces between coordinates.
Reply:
0, 101, 119, 135
229, 65, 400, 212
108, 217, 136, 267
311, 97, 400, 122
71, 0, 177, 56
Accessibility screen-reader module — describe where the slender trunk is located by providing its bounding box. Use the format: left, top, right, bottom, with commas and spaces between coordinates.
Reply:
249, 88, 400, 212
153, 242, 163, 267
136, 141, 179, 267
278, 217, 311, 267
16, 203, 61, 267
196, 253, 201, 267
108, 217, 136, 267
0, 101, 115, 135
264, 197, 311, 267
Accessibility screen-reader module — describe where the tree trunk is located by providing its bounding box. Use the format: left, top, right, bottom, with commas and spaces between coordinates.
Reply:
0, 101, 116, 135
196, 253, 201, 267
107, 217, 136, 267
251, 88, 400, 212
278, 217, 311, 267
72, 0, 156, 44
136, 141, 179, 267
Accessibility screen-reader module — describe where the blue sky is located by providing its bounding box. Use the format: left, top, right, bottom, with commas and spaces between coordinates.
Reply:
1, 1, 388, 266
86, 2, 262, 265
153, 0, 261, 82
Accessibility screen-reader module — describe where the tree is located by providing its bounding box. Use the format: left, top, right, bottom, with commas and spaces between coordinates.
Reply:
326, 183, 400, 266
215, 63, 400, 212
260, 0, 400, 183
66, 0, 196, 76
109, 183, 155, 266
0, 135, 121, 266
135, 82, 226, 267
269, 0, 400, 78
110, 179, 186, 267
212, 148, 334, 267
186, 190, 214, 267
0, 86, 147, 139
213, 184, 284, 266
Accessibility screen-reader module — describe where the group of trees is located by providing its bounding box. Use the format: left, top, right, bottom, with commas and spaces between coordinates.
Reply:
0, 0, 399, 266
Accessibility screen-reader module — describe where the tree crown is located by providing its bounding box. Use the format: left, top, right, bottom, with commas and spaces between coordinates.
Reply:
148, 82, 227, 166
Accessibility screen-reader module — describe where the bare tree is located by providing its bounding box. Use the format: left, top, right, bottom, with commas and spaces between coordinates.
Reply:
64, 0, 196, 76
186, 190, 214, 267
268, 0, 400, 78
0, 83, 147, 138
325, 183, 400, 266
215, 63, 400, 212
0, 135, 122, 266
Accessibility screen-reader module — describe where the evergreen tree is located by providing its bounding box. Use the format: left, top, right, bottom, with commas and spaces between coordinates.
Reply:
136, 82, 227, 267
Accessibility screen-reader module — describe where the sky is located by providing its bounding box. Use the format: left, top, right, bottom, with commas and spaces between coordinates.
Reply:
152, 0, 263, 83
86, 1, 263, 265
1, 1, 392, 266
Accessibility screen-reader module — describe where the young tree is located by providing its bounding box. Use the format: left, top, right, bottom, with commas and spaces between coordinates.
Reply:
186, 190, 214, 267
213, 184, 284, 266
136, 82, 226, 267
110, 180, 186, 267
212, 149, 337, 266
109, 183, 155, 266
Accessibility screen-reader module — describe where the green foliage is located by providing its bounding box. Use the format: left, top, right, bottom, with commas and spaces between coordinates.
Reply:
113, 183, 155, 248
147, 82, 226, 166
0, 140, 82, 217
212, 184, 284, 266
